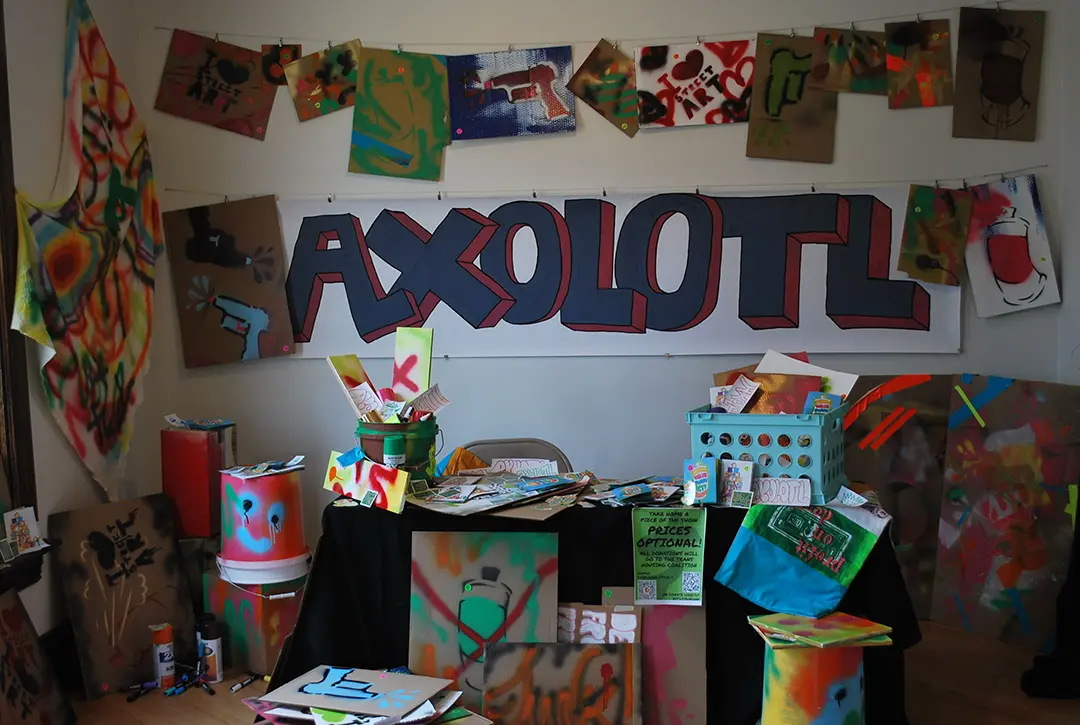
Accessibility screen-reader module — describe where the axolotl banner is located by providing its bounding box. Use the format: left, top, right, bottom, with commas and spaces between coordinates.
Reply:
279, 189, 961, 357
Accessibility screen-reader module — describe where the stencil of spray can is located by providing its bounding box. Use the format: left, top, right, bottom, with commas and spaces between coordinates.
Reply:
457, 566, 511, 691
150, 623, 175, 689
199, 616, 224, 684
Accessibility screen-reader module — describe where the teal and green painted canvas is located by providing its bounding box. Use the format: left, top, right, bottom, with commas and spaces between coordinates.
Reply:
409, 531, 559, 711
349, 49, 450, 181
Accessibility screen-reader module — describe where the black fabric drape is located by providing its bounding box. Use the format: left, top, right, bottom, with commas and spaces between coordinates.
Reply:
274, 502, 921, 724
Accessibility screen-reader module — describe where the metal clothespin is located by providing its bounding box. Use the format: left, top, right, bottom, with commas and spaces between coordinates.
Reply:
508, 44, 514, 51
532, 189, 538, 199
214, 33, 220, 42
223, 194, 229, 203
696, 36, 702, 46
996, 2, 1002, 11
327, 193, 333, 203
934, 179, 941, 188
790, 29, 797, 37
602, 188, 607, 197
612, 40, 619, 50
327, 40, 333, 51
851, 22, 856, 31
916, 13, 922, 22
664, 352, 672, 359
437, 190, 442, 201
962, 178, 970, 190
811, 184, 817, 193
397, 44, 403, 53
443, 354, 450, 360
279, 38, 284, 47
1001, 173, 1008, 182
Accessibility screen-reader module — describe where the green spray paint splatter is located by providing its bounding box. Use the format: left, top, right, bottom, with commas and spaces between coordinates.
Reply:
411, 592, 449, 644
467, 532, 557, 642
223, 481, 242, 539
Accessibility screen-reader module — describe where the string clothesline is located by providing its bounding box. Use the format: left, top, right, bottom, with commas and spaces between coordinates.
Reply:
151, 0, 1041, 52
162, 163, 1051, 204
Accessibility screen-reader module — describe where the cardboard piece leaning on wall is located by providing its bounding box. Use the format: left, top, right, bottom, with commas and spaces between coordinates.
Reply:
601, 586, 706, 725
162, 196, 295, 368
746, 33, 838, 163
482, 642, 641, 725
49, 494, 197, 699
933, 375, 1080, 651
0, 588, 77, 725
558, 602, 642, 643
409, 532, 559, 711
155, 30, 276, 139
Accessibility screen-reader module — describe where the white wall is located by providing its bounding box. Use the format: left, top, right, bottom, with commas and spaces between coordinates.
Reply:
4, 0, 167, 632
8, 0, 1074, 631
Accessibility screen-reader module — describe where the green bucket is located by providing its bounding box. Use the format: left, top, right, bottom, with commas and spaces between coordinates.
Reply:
355, 416, 439, 485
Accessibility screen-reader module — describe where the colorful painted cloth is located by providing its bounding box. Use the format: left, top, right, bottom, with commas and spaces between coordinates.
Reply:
11, 0, 161, 491
715, 498, 891, 617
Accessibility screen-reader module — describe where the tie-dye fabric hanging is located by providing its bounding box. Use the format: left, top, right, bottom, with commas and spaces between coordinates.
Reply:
10, 0, 161, 492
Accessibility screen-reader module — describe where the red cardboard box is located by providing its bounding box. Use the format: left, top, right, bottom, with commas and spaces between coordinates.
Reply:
161, 425, 236, 538
203, 569, 304, 675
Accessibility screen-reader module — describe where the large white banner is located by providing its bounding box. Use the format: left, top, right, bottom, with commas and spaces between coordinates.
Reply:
279, 188, 961, 358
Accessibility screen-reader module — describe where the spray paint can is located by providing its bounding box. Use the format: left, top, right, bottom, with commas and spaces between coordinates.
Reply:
195, 613, 214, 668
199, 616, 224, 684
383, 435, 406, 468
150, 623, 175, 689
457, 566, 511, 691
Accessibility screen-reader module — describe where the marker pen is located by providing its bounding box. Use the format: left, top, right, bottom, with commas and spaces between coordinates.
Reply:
230, 675, 257, 693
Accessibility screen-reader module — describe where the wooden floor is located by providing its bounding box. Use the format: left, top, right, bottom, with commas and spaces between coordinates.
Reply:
906, 622, 1080, 724
74, 674, 267, 725
73, 624, 1080, 724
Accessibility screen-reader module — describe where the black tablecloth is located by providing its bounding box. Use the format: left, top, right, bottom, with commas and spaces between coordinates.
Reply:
275, 502, 921, 724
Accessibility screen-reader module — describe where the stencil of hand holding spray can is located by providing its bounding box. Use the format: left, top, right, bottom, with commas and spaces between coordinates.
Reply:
457, 566, 511, 692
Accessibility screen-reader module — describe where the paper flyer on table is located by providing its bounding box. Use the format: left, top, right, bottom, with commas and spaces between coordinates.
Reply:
632, 507, 707, 606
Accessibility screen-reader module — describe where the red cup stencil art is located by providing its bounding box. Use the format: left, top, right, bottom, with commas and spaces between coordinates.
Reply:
965, 174, 1060, 318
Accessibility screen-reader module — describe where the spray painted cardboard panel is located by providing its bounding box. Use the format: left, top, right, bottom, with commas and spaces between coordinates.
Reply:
933, 374, 1080, 649
0, 588, 75, 725
49, 494, 196, 699
482, 642, 641, 724
203, 569, 304, 675
163, 195, 294, 368
409, 532, 558, 711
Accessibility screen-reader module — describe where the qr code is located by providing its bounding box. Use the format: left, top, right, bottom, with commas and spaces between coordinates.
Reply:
637, 579, 657, 601
682, 571, 703, 594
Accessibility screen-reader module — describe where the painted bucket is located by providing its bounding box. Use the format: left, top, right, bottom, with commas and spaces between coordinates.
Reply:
218, 470, 310, 585
355, 416, 439, 485
762, 646, 865, 725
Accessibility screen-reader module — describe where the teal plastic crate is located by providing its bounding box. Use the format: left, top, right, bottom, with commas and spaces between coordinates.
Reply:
686, 404, 848, 505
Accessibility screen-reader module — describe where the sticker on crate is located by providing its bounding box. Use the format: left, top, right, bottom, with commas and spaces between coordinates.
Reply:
756, 477, 812, 507
720, 460, 754, 507
683, 458, 717, 504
